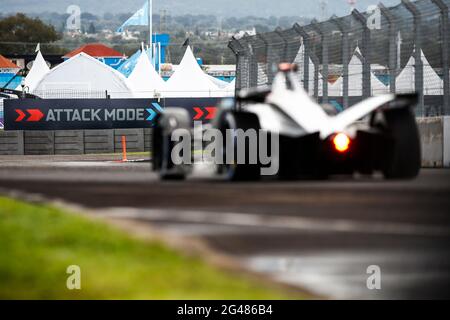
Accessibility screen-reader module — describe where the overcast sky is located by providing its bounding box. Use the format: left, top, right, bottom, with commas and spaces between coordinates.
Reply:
1, 0, 400, 18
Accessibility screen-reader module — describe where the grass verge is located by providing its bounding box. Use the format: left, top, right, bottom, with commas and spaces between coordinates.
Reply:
0, 196, 301, 299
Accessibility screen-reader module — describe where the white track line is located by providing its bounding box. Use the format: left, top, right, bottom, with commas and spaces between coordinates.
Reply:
96, 208, 450, 237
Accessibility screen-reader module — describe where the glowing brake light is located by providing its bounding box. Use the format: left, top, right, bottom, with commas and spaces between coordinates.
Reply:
333, 133, 351, 153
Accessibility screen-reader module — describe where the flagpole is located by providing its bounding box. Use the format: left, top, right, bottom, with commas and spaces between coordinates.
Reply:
158, 42, 161, 75
397, 31, 402, 73
148, 0, 153, 59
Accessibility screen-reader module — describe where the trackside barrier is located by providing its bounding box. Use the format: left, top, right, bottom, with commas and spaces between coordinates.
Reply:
0, 129, 151, 156
417, 116, 450, 167
444, 116, 450, 167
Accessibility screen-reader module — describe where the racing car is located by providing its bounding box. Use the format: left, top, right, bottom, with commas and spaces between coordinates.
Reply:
152, 63, 421, 181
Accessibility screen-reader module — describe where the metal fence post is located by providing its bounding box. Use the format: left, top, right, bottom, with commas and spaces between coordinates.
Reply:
228, 37, 245, 92
310, 52, 320, 100
431, 0, 449, 115
379, 3, 398, 94
279, 28, 303, 65
242, 35, 259, 89
331, 16, 350, 109
293, 23, 311, 93
352, 9, 372, 99
256, 34, 270, 87
258, 33, 276, 83
275, 29, 289, 62
402, 0, 424, 116
311, 20, 329, 104
228, 36, 244, 96
303, 24, 320, 99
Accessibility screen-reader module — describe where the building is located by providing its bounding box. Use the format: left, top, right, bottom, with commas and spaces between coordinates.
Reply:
233, 28, 257, 39
63, 43, 127, 70
0, 54, 21, 89
202, 65, 236, 82
151, 34, 170, 69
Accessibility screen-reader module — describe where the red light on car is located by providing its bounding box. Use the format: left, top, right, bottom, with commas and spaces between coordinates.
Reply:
333, 133, 351, 153
278, 63, 298, 72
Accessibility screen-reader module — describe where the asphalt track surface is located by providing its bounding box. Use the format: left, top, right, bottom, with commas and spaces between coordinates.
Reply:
0, 155, 449, 299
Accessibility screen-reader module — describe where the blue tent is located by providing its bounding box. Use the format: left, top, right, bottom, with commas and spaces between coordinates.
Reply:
0, 74, 22, 90
117, 49, 149, 77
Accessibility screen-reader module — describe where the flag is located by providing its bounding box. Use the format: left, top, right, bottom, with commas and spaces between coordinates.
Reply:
117, 2, 149, 32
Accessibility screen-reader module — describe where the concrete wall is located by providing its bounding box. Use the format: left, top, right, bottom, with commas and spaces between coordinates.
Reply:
55, 130, 84, 155
84, 130, 114, 154
0, 129, 151, 155
417, 117, 443, 167
0, 131, 23, 155
444, 117, 450, 168
416, 117, 450, 168
24, 131, 54, 155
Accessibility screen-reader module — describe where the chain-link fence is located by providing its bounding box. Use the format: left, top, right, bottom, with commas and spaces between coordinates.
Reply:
32, 89, 109, 99
229, 0, 450, 117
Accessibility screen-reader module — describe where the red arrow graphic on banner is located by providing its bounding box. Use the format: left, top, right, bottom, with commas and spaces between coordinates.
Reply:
205, 107, 217, 120
193, 107, 204, 120
15, 109, 26, 122
27, 109, 44, 122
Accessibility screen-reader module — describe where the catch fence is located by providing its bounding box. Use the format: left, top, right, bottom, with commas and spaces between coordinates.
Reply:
228, 0, 450, 116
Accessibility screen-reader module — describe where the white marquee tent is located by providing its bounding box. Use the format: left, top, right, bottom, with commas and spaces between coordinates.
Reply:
226, 78, 236, 90
223, 78, 236, 96
293, 45, 323, 96
128, 50, 167, 98
396, 49, 443, 95
165, 46, 220, 98
328, 76, 343, 96
33, 53, 134, 98
207, 74, 229, 89
21, 50, 50, 92
328, 47, 389, 96
208, 76, 235, 97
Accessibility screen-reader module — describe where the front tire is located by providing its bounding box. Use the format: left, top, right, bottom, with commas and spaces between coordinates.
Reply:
218, 111, 262, 181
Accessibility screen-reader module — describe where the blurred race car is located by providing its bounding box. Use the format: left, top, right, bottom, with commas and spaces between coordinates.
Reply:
152, 64, 421, 181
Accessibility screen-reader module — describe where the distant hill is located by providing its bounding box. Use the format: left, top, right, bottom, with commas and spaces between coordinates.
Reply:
2, 0, 400, 18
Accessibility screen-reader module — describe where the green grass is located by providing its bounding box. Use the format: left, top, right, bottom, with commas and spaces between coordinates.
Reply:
0, 197, 300, 300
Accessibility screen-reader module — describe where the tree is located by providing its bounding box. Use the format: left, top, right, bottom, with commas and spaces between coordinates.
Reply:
255, 24, 270, 33
0, 13, 62, 55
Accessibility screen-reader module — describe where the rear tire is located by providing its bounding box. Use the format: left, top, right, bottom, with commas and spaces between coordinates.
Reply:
218, 111, 261, 181
382, 108, 421, 179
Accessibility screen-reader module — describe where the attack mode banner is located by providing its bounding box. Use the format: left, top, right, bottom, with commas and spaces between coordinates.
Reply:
3, 98, 220, 130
